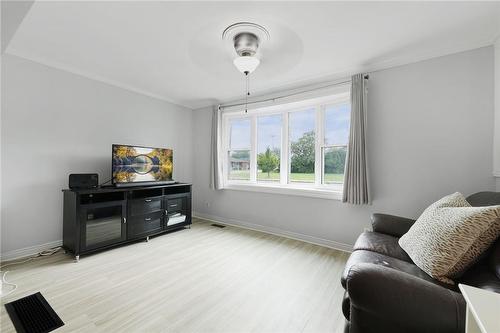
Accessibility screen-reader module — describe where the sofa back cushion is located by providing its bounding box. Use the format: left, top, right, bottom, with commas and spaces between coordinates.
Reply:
489, 240, 500, 279
466, 192, 500, 207
399, 192, 500, 284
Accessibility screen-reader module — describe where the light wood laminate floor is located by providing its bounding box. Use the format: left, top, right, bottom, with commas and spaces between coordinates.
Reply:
1, 218, 349, 333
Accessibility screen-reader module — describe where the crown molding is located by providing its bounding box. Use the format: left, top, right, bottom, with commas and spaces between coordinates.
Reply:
215, 37, 497, 109
4, 48, 192, 109
6, 35, 498, 110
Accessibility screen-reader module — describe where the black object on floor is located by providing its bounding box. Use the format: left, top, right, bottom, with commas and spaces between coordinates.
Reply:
211, 223, 226, 228
5, 292, 64, 333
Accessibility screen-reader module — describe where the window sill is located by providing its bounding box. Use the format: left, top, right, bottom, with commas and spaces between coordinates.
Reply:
223, 182, 343, 200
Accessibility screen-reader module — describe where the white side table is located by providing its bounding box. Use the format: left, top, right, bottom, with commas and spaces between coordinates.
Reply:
458, 284, 500, 333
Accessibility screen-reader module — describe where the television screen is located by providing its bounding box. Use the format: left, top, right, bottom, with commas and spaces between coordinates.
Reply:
112, 144, 173, 185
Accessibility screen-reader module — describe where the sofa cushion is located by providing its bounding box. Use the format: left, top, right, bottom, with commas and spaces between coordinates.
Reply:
342, 290, 350, 320
489, 240, 500, 279
466, 191, 500, 207
458, 263, 500, 293
341, 250, 456, 290
399, 192, 500, 284
353, 231, 411, 262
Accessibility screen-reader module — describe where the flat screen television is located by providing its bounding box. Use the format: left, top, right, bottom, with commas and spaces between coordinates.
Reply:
112, 144, 174, 187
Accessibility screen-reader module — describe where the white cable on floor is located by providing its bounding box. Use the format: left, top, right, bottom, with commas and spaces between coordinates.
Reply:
0, 247, 61, 297
1, 271, 17, 297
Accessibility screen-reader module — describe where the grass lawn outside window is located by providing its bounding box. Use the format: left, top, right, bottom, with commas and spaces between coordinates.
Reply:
231, 170, 344, 183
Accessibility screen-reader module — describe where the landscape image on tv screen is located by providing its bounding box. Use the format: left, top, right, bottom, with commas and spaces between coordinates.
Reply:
112, 145, 173, 184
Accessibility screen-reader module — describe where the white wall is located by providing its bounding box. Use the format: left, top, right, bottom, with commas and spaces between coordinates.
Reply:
2, 46, 495, 256
192, 46, 496, 249
1, 1, 34, 52
1, 54, 193, 255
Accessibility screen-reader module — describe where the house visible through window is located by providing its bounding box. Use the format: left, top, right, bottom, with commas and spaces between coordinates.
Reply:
222, 88, 351, 194
228, 118, 251, 181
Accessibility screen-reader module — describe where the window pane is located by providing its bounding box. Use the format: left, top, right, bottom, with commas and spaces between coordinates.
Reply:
257, 115, 282, 182
323, 146, 347, 184
325, 103, 351, 145
228, 150, 250, 180
230, 118, 251, 149
289, 108, 315, 183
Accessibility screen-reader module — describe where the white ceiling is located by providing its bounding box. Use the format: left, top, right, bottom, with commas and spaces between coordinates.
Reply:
5, 1, 500, 109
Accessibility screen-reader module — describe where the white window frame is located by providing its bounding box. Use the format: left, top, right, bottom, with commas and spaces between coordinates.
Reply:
320, 102, 350, 187
221, 89, 350, 200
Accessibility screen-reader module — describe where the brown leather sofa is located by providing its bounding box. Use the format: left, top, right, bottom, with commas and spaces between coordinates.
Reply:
341, 192, 500, 333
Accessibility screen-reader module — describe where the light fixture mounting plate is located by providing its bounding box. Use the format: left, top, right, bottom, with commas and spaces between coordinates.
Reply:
222, 22, 270, 43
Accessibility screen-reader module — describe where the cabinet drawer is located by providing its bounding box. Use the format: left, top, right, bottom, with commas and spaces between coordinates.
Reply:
129, 197, 162, 216
166, 198, 183, 212
127, 212, 163, 238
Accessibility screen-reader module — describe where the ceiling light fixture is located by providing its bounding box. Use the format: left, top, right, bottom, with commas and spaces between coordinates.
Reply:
232, 32, 260, 74
223, 22, 270, 112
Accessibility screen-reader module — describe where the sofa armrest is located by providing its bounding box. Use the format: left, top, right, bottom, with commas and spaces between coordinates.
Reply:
347, 263, 465, 333
371, 213, 415, 237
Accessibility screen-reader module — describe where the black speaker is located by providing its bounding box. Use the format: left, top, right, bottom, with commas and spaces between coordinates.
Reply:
69, 174, 98, 189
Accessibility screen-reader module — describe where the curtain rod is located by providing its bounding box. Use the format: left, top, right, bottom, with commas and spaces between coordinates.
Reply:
219, 74, 369, 110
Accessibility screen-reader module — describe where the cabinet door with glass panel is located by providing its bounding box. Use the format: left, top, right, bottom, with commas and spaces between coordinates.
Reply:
79, 201, 126, 252
164, 193, 191, 228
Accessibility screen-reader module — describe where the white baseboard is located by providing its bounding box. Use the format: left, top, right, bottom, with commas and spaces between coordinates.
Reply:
1, 213, 353, 261
0, 240, 62, 262
193, 211, 353, 253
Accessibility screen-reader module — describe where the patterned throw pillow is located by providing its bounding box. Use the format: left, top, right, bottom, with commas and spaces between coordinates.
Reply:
399, 192, 500, 284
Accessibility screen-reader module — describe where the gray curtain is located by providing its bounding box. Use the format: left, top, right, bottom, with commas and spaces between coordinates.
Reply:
210, 105, 223, 190
343, 74, 370, 204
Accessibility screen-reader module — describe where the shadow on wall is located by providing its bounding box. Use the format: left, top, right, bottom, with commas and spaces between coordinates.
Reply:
63, 154, 112, 186
1, 1, 35, 52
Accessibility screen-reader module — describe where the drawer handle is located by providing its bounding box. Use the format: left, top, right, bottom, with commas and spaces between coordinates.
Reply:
145, 199, 152, 202
170, 204, 178, 207
145, 217, 152, 221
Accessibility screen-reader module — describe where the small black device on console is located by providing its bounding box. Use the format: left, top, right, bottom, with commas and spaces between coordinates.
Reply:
69, 173, 98, 189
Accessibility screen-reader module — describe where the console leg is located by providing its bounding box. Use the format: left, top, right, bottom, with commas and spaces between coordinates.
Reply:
74, 255, 80, 262
146, 236, 150, 242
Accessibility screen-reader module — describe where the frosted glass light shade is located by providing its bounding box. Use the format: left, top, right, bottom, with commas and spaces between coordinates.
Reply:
233, 56, 260, 74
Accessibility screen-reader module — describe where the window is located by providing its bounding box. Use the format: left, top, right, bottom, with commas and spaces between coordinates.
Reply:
257, 115, 282, 182
228, 118, 251, 181
222, 89, 350, 197
289, 108, 316, 183
323, 103, 350, 184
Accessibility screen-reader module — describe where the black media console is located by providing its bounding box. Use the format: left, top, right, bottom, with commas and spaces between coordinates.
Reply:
62, 183, 192, 261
